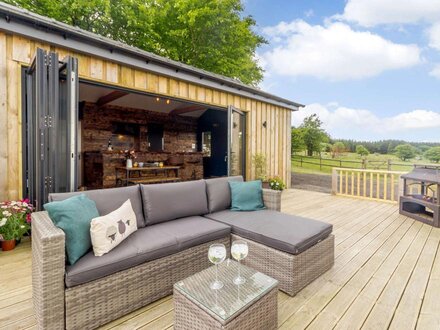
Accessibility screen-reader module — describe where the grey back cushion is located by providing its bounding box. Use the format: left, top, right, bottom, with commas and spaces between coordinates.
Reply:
141, 180, 209, 225
205, 176, 244, 213
49, 185, 145, 228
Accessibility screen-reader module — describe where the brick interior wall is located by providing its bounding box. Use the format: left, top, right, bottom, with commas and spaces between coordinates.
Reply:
81, 103, 204, 189
82, 103, 198, 152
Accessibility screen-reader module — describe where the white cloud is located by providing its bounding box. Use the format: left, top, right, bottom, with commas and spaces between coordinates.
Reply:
429, 64, 440, 78
428, 23, 440, 50
339, 0, 440, 27
260, 21, 421, 81
293, 103, 440, 141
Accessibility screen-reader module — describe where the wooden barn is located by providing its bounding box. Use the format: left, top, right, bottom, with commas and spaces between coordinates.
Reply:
0, 3, 302, 208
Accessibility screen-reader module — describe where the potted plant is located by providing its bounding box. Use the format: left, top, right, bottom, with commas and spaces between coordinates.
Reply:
264, 177, 286, 211
268, 176, 286, 191
0, 199, 33, 251
120, 149, 137, 168
252, 153, 269, 186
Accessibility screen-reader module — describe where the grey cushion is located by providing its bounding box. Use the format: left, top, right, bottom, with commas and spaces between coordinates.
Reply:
49, 186, 145, 228
205, 176, 244, 213
65, 216, 230, 287
141, 180, 209, 225
204, 210, 332, 255
65, 224, 178, 287
156, 216, 230, 250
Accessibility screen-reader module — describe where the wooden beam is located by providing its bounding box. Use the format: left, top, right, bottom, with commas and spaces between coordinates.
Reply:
169, 105, 205, 116
96, 90, 128, 107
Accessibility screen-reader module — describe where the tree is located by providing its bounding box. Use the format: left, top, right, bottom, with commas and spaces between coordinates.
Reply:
331, 142, 346, 158
299, 114, 329, 157
394, 144, 417, 161
356, 145, 370, 157
5, 0, 266, 85
291, 128, 305, 154
425, 147, 440, 163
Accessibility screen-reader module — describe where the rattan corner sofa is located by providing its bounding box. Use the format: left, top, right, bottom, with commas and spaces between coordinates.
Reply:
32, 176, 334, 329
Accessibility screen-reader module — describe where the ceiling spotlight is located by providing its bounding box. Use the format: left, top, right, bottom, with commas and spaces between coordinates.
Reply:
156, 97, 160, 102
166, 99, 170, 104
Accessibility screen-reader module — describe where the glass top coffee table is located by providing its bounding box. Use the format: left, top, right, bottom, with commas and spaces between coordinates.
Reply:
173, 259, 278, 329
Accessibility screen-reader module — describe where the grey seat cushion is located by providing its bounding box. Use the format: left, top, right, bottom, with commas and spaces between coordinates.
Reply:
204, 210, 332, 255
65, 224, 178, 287
155, 216, 230, 250
141, 180, 209, 225
65, 216, 229, 287
49, 186, 145, 228
205, 176, 243, 213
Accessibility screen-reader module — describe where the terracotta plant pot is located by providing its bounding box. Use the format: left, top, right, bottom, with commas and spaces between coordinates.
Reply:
1, 239, 16, 251
262, 181, 270, 189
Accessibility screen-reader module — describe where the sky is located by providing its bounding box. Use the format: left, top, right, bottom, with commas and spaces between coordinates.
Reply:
243, 0, 440, 142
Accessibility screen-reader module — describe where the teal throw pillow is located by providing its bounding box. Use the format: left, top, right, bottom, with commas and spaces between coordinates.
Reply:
229, 180, 265, 211
44, 194, 99, 265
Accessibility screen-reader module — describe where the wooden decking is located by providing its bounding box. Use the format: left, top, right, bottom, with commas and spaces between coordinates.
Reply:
2, 189, 440, 329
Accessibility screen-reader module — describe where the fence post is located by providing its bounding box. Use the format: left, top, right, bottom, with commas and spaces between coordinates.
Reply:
361, 159, 366, 169
320, 157, 322, 171
331, 168, 338, 195
387, 159, 391, 171
300, 156, 303, 167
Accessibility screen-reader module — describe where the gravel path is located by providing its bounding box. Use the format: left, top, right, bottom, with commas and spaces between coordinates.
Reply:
291, 172, 332, 193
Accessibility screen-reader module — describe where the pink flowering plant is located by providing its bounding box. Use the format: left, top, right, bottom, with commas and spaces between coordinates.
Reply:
0, 199, 33, 241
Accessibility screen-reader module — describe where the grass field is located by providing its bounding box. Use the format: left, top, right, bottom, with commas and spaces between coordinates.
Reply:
292, 152, 437, 175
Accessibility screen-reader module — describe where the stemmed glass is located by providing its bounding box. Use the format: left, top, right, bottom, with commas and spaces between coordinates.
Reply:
208, 243, 227, 290
231, 240, 248, 285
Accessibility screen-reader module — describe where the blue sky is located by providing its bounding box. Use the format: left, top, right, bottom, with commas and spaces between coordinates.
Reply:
243, 0, 440, 142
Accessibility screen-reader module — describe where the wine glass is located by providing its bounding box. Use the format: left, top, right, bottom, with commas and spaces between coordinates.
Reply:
231, 240, 248, 285
208, 243, 227, 290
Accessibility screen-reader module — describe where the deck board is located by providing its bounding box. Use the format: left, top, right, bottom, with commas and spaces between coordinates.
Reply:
1, 189, 440, 330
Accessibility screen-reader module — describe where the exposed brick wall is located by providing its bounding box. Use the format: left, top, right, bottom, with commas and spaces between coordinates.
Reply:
81, 103, 198, 153
81, 103, 203, 189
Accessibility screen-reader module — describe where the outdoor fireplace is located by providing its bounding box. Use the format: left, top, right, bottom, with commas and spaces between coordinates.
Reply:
399, 165, 440, 227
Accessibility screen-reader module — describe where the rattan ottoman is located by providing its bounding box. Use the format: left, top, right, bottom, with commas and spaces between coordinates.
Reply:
174, 259, 278, 330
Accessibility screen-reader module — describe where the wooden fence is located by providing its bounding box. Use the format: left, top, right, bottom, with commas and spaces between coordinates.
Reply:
332, 168, 407, 203
293, 155, 415, 171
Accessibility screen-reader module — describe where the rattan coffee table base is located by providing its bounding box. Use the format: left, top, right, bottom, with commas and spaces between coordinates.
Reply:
174, 286, 278, 330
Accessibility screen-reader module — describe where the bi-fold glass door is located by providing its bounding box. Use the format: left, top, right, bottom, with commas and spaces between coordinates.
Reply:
24, 48, 79, 209
227, 105, 246, 177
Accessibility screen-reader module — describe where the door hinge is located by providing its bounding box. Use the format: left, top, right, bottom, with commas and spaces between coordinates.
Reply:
44, 115, 53, 128
44, 176, 53, 190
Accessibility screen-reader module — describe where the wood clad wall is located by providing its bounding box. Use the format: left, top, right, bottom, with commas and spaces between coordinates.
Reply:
0, 31, 292, 200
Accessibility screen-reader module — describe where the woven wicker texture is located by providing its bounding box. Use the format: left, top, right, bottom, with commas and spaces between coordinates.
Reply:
262, 189, 282, 212
174, 260, 277, 323
234, 233, 335, 296
65, 236, 230, 330
31, 211, 66, 330
174, 285, 278, 330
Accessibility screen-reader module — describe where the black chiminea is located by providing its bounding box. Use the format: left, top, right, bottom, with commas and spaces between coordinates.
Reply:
399, 165, 440, 227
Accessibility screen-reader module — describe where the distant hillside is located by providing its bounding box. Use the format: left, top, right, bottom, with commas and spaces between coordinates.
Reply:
331, 139, 440, 154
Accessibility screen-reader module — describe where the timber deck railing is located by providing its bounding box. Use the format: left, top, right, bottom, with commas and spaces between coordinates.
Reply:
332, 168, 408, 203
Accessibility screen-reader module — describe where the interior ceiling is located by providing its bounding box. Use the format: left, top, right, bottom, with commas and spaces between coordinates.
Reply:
79, 82, 215, 117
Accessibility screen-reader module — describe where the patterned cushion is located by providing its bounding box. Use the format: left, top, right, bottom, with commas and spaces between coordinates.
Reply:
90, 199, 138, 257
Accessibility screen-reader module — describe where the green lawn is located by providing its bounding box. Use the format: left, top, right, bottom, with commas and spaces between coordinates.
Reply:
292, 152, 436, 175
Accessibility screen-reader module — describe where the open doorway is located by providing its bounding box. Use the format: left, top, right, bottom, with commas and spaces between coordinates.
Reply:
77, 82, 230, 189
23, 49, 246, 208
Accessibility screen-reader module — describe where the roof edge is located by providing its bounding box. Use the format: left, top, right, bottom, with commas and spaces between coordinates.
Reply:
0, 2, 304, 110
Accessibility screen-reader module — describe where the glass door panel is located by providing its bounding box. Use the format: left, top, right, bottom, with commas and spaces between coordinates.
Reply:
24, 49, 79, 209
228, 106, 246, 177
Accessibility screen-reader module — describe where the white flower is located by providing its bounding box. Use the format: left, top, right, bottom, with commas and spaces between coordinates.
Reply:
20, 225, 25, 229
1, 205, 7, 209
0, 218, 7, 227
22, 202, 28, 207
2, 211, 11, 217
